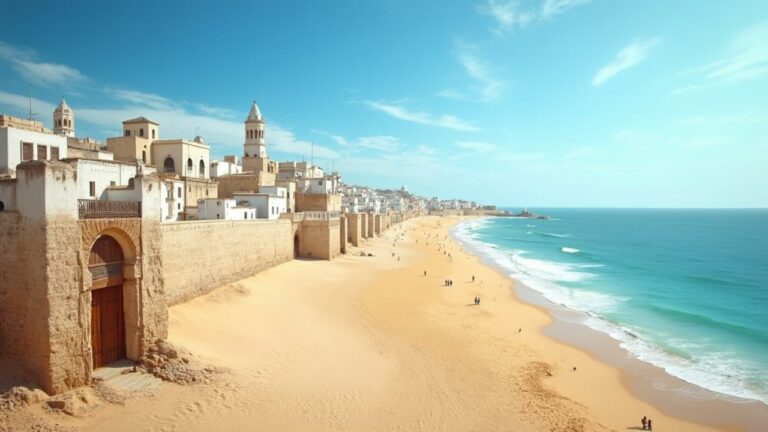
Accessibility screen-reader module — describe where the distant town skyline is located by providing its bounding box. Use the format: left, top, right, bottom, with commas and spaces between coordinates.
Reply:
1, 0, 766, 207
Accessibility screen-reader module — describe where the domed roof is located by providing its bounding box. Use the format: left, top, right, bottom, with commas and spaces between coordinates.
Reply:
193, 135, 206, 144
246, 100, 262, 122
54, 97, 72, 113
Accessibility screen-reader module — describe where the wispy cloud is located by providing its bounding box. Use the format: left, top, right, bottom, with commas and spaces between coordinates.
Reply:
592, 37, 662, 86
439, 42, 506, 102
675, 21, 768, 94
455, 141, 499, 152
0, 41, 86, 86
478, 0, 591, 34
365, 101, 479, 131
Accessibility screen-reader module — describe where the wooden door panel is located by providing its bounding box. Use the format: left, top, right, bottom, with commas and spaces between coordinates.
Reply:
91, 285, 126, 369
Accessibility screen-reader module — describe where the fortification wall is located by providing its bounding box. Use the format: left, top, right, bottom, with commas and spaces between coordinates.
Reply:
339, 215, 347, 254
0, 212, 52, 389
347, 213, 361, 246
295, 193, 341, 212
299, 218, 340, 260
360, 213, 369, 239
160, 219, 293, 305
367, 213, 375, 237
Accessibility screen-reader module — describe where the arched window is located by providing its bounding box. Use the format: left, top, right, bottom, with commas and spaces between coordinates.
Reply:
152, 129, 156, 139
163, 157, 175, 173
142, 150, 146, 163
68, 119, 72, 127
187, 158, 193, 174
199, 160, 205, 177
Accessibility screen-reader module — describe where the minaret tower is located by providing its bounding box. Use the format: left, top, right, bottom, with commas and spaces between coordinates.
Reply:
244, 100, 266, 158
53, 97, 75, 137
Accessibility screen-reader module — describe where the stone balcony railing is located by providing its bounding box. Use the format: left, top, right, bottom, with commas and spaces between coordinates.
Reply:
78, 199, 141, 219
303, 211, 341, 220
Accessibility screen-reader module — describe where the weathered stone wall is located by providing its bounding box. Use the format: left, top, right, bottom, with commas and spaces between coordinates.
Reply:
367, 213, 375, 238
0, 211, 52, 389
216, 173, 259, 198
360, 213, 369, 239
339, 215, 347, 254
295, 193, 341, 212
374, 215, 382, 235
160, 219, 293, 305
299, 218, 340, 260
347, 213, 361, 246
184, 178, 218, 208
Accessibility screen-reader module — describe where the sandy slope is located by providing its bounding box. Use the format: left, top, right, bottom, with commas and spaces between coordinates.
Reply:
25, 216, 732, 431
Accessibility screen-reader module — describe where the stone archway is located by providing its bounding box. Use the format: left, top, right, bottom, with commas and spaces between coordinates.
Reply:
80, 220, 143, 375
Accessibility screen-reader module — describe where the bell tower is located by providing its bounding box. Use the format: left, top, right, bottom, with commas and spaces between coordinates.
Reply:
53, 97, 75, 137
243, 100, 266, 158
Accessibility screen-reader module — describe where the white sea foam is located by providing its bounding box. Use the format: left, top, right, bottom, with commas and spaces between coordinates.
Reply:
452, 220, 768, 405
537, 232, 570, 238
561, 247, 580, 254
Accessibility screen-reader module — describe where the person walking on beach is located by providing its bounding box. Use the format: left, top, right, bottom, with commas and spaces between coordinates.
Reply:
647, 419, 652, 431
641, 416, 647, 429
472, 275, 475, 282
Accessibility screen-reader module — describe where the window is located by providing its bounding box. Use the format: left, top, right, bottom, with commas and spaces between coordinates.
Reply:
139, 128, 144, 137
125, 130, 131, 137
89, 181, 96, 197
205, 189, 209, 197
152, 129, 156, 139
187, 158, 193, 173
244, 211, 248, 219
216, 213, 220, 219
50, 147, 60, 160
21, 142, 31, 161
0, 201, 4, 211
199, 160, 205, 177
177, 187, 182, 198
163, 157, 175, 173
57, 119, 62, 127
142, 150, 146, 163
177, 203, 181, 210
37, 145, 47, 160
110, 181, 116, 186
318, 180, 322, 185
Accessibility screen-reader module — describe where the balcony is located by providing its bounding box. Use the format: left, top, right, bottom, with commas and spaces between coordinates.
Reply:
78, 199, 141, 219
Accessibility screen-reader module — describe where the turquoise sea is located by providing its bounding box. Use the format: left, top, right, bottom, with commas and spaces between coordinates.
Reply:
453, 209, 768, 404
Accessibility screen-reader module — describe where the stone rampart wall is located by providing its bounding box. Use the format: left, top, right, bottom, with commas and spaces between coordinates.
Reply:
160, 219, 293, 305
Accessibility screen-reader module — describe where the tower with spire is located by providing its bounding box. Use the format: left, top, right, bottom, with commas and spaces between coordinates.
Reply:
244, 100, 266, 158
242, 100, 277, 176
53, 97, 75, 137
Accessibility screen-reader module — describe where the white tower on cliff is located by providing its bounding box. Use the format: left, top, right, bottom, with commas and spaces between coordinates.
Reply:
53, 97, 75, 137
244, 100, 266, 158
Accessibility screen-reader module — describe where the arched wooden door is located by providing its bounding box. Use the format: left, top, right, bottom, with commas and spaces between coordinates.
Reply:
89, 235, 126, 368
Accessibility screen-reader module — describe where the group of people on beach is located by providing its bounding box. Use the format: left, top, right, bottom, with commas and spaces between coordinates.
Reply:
444, 279, 454, 286
641, 416, 652, 430
473, 296, 481, 305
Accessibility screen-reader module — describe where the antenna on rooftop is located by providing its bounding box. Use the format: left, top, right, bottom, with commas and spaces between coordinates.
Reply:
27, 85, 38, 121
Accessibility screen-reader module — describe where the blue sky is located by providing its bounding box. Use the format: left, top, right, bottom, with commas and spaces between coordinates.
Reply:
1, 0, 766, 207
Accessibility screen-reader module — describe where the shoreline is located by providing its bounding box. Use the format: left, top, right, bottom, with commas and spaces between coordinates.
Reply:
452, 215, 768, 432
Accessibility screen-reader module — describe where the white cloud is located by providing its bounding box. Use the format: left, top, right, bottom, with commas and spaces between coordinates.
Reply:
104, 88, 175, 110
592, 37, 662, 86
675, 21, 768, 93
365, 101, 479, 131
0, 41, 86, 86
455, 141, 499, 152
11, 60, 86, 86
440, 42, 506, 102
356, 136, 401, 151
268, 124, 340, 159
478, 0, 591, 34
0, 90, 57, 118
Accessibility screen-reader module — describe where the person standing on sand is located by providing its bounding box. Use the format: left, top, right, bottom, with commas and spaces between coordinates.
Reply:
641, 416, 647, 429
472, 275, 475, 282
647, 419, 652, 431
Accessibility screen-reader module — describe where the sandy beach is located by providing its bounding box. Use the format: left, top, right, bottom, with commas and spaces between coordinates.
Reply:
7, 215, 759, 431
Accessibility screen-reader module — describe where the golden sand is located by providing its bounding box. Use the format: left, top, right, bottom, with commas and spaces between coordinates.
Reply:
48, 216, 730, 431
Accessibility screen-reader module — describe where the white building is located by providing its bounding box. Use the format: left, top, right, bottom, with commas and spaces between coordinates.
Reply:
233, 191, 286, 220
211, 157, 242, 177
197, 198, 256, 220
153, 136, 210, 179
0, 114, 67, 176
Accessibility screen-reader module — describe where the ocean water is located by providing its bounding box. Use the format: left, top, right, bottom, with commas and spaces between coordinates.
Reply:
453, 209, 768, 404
